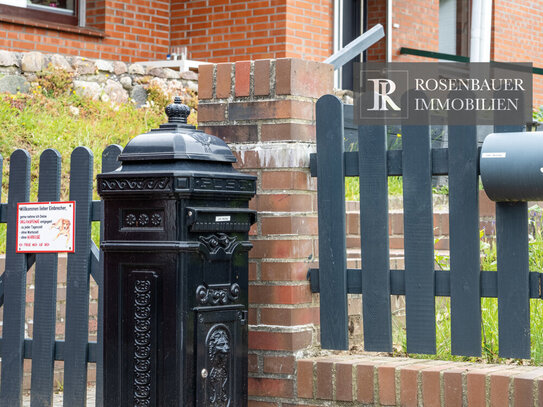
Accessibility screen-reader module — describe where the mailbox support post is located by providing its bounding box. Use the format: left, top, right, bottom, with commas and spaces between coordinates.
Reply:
98, 98, 256, 406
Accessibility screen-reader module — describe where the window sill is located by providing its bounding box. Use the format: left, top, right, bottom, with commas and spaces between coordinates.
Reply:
0, 14, 105, 38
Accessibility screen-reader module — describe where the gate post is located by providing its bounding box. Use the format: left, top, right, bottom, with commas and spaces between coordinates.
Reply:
198, 59, 333, 403
98, 98, 256, 406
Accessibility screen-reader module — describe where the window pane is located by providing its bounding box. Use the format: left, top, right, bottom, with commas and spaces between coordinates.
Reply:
0, 0, 26, 7
0, 0, 74, 13
28, 0, 74, 13
439, 0, 457, 54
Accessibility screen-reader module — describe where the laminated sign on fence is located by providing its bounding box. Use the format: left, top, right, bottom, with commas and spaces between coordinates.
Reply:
16, 201, 75, 253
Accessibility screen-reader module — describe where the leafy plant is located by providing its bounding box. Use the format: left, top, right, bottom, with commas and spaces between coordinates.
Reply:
433, 184, 449, 195
345, 176, 403, 200
533, 106, 543, 123
35, 64, 74, 97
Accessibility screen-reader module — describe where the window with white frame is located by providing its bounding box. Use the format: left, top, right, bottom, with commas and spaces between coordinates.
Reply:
0, 0, 81, 25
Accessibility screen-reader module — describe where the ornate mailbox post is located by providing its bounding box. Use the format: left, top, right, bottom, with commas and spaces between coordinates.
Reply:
98, 98, 256, 406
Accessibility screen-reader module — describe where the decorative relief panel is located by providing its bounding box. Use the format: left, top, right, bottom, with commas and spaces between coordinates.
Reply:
206, 325, 232, 407
191, 177, 255, 193
192, 133, 213, 152
199, 233, 238, 256
196, 283, 240, 306
122, 209, 164, 229
133, 279, 152, 407
99, 177, 171, 192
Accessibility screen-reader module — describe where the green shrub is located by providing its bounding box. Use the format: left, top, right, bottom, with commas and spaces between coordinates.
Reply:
35, 64, 74, 97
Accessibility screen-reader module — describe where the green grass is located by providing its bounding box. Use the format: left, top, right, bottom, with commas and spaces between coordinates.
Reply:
346, 176, 403, 200
392, 207, 543, 365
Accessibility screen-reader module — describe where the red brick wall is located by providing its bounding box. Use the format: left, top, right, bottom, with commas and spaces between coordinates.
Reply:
170, 0, 333, 63
285, 0, 334, 61
391, 0, 440, 62
366, 0, 387, 61
297, 356, 543, 406
492, 0, 543, 108
198, 57, 333, 405
0, 0, 170, 62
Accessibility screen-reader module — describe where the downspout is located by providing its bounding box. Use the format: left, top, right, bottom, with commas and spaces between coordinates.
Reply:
387, 0, 392, 62
480, 0, 492, 62
470, 0, 493, 144
470, 0, 492, 62
334, 0, 343, 88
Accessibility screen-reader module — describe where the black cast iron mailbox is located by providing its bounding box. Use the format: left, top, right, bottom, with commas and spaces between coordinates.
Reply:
97, 97, 256, 406
480, 131, 543, 201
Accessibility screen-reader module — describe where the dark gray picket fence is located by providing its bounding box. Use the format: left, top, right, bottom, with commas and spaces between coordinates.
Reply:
309, 94, 536, 359
0, 144, 122, 407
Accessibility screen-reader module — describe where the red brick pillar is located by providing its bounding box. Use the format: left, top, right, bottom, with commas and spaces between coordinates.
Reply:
198, 58, 333, 405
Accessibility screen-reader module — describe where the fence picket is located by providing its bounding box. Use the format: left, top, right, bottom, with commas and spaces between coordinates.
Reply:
314, 95, 538, 360
402, 118, 436, 354
358, 124, 392, 351
0, 150, 31, 407
448, 123, 481, 356
316, 95, 348, 350
496, 201, 530, 358
494, 124, 530, 359
63, 147, 94, 407
30, 149, 62, 407
95, 144, 122, 407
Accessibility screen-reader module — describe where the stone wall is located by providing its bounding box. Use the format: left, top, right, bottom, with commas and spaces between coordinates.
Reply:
0, 49, 198, 106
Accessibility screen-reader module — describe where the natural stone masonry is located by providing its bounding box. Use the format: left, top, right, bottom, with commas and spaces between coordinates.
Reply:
0, 50, 198, 106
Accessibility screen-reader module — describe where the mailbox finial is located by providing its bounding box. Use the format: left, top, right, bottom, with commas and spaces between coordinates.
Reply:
165, 96, 190, 124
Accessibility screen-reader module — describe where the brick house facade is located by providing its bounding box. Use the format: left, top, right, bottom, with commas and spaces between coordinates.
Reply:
0, 0, 541, 86
0, 0, 542, 405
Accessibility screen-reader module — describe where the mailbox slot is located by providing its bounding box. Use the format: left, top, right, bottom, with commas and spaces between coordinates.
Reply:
187, 207, 256, 233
